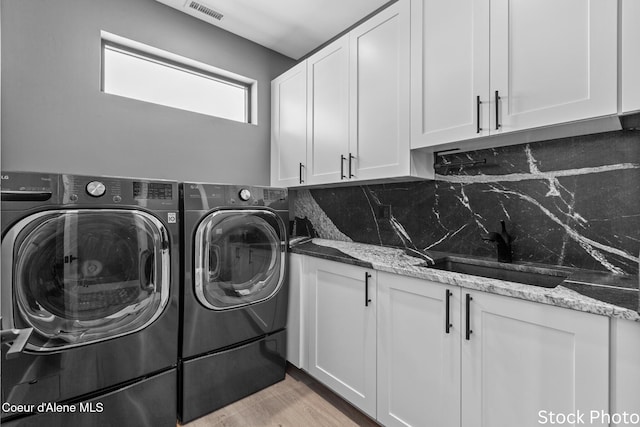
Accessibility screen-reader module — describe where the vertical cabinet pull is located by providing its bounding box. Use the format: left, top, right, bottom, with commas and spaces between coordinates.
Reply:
445, 289, 453, 333
476, 96, 482, 134
365, 272, 372, 307
495, 90, 501, 130
349, 153, 355, 178
340, 155, 346, 180
465, 293, 473, 340
299, 163, 304, 184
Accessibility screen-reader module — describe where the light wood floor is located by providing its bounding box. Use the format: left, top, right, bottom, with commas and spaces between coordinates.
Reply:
181, 364, 380, 427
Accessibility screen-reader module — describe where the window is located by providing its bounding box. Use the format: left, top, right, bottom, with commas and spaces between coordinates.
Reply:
101, 32, 255, 123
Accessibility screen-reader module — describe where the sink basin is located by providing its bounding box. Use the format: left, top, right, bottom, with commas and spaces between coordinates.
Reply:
428, 258, 568, 288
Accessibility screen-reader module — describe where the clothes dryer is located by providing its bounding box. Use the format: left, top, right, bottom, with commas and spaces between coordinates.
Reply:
179, 182, 288, 423
0, 172, 179, 426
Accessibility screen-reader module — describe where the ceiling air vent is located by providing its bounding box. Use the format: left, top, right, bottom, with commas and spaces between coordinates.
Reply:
188, 1, 223, 21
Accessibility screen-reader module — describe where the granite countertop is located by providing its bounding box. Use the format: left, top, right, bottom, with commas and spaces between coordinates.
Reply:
291, 238, 640, 322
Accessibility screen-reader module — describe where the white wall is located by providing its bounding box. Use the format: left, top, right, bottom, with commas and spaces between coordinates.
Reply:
0, 0, 294, 184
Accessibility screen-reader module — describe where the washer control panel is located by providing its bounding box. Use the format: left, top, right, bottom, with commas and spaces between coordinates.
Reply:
62, 174, 177, 208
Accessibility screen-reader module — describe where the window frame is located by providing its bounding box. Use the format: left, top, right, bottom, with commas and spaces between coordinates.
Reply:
100, 33, 255, 124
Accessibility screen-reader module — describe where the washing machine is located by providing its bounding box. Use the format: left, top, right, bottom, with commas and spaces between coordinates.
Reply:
179, 182, 288, 423
0, 172, 179, 426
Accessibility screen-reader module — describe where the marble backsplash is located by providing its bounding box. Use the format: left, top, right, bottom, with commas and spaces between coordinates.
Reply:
291, 130, 640, 275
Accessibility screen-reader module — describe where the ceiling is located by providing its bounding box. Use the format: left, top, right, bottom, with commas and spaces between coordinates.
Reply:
155, 0, 392, 60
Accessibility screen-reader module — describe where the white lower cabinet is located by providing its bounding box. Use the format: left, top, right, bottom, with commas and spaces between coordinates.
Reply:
462, 290, 609, 427
610, 318, 640, 426
306, 257, 377, 418
286, 253, 306, 369
377, 272, 461, 427
300, 258, 611, 427
377, 272, 609, 427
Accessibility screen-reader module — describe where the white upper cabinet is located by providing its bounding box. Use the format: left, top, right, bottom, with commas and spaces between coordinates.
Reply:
307, 0, 418, 185
411, 0, 618, 149
273, 0, 620, 184
271, 0, 430, 187
622, 0, 640, 113
306, 36, 350, 186
410, 0, 489, 147
271, 62, 307, 187
490, 0, 617, 134
349, 0, 411, 182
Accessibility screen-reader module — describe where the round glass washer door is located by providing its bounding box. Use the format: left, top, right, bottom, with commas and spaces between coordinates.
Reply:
194, 209, 286, 310
1, 209, 171, 352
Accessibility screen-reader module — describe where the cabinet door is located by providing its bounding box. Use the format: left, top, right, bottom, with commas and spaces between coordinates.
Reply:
622, 0, 640, 113
271, 62, 307, 187
377, 272, 461, 427
306, 36, 350, 186
410, 0, 490, 148
610, 318, 640, 426
490, 0, 617, 134
350, 0, 410, 181
306, 257, 377, 418
286, 253, 306, 369
462, 291, 609, 427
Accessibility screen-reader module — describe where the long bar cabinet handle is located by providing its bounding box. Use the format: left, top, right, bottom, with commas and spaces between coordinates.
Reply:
299, 163, 304, 184
340, 155, 346, 180
495, 90, 501, 130
445, 289, 453, 334
465, 293, 473, 340
349, 153, 355, 178
476, 96, 482, 134
365, 272, 372, 307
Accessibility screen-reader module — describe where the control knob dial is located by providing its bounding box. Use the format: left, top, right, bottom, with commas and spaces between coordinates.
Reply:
238, 188, 251, 201
86, 181, 106, 197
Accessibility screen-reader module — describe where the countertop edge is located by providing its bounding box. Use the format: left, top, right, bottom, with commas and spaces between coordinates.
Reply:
291, 239, 640, 322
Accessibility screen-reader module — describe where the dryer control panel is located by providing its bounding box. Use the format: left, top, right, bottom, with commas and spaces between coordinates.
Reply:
183, 182, 287, 210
